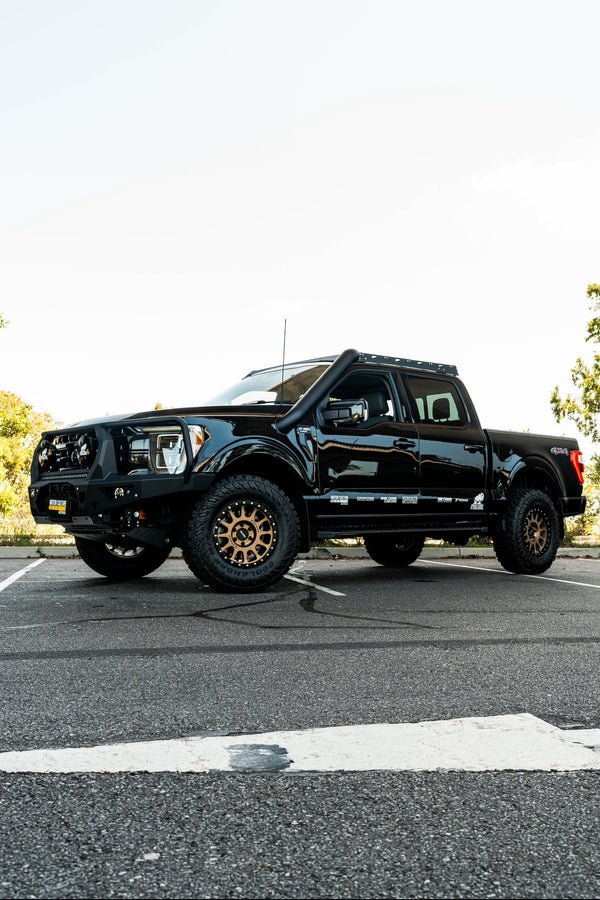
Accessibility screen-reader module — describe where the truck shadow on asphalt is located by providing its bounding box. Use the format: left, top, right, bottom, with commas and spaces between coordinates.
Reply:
18, 558, 588, 641
40, 580, 438, 631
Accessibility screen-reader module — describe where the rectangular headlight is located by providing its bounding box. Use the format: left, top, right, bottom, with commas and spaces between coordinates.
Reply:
122, 425, 205, 475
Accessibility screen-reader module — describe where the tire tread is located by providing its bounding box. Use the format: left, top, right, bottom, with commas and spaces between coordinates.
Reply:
182, 475, 299, 592
493, 488, 560, 575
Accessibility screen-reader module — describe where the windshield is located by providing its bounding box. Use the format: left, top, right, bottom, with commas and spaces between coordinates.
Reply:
203, 361, 330, 406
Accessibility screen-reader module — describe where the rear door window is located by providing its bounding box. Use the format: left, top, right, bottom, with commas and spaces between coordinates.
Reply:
404, 376, 468, 426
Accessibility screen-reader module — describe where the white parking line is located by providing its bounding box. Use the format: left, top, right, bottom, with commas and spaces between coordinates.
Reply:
0, 714, 599, 773
424, 559, 600, 590
284, 573, 346, 596
0, 558, 46, 593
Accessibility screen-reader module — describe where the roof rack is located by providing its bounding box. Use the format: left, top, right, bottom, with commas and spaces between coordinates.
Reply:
247, 351, 458, 379
358, 353, 459, 377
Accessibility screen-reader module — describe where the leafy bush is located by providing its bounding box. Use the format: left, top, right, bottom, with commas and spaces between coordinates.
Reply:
0, 391, 63, 541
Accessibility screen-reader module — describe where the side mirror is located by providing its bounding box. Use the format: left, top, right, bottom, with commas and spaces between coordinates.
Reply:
322, 399, 368, 426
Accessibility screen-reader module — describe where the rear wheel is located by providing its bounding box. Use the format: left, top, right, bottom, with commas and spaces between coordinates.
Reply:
493, 489, 560, 574
364, 533, 424, 568
182, 475, 299, 592
75, 538, 171, 580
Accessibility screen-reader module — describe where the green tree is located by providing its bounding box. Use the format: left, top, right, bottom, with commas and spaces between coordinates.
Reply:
0, 392, 55, 520
551, 284, 600, 446
551, 284, 600, 537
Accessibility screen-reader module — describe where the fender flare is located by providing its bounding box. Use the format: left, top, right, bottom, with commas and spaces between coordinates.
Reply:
501, 455, 564, 503
200, 437, 310, 486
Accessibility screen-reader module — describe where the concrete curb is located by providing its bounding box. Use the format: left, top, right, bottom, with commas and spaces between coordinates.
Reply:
1, 545, 599, 560
302, 546, 600, 560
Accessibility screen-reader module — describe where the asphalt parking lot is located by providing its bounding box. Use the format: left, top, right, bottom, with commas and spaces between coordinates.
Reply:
1, 552, 599, 898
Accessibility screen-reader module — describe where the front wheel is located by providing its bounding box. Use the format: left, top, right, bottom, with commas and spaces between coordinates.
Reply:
182, 475, 300, 592
75, 538, 171, 580
493, 489, 560, 575
364, 533, 425, 568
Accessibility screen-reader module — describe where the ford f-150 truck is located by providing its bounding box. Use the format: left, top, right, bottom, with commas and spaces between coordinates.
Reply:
29, 349, 586, 591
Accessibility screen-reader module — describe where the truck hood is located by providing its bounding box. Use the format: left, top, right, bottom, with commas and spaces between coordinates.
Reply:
69, 404, 286, 429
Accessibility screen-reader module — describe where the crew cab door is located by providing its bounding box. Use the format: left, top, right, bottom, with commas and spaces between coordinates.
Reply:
400, 372, 486, 514
310, 369, 420, 529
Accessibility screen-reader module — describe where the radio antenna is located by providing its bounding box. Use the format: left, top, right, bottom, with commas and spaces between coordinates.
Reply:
280, 318, 287, 404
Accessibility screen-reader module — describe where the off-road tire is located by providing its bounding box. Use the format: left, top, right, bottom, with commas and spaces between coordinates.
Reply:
75, 538, 171, 580
364, 533, 425, 567
493, 488, 560, 575
182, 475, 300, 592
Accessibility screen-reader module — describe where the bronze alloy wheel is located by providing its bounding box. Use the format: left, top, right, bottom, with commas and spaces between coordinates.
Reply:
213, 500, 278, 568
182, 475, 300, 591
523, 507, 550, 556
493, 488, 560, 575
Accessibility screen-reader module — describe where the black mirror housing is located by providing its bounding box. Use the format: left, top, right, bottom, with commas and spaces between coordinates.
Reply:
322, 399, 368, 425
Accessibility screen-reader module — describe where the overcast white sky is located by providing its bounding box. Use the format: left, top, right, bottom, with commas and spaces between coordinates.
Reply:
1, 0, 599, 453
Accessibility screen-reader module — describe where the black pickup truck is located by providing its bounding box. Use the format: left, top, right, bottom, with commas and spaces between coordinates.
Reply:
29, 349, 586, 591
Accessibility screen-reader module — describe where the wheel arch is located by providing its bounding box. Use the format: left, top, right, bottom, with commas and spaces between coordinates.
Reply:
506, 458, 561, 501
503, 460, 565, 537
210, 449, 311, 552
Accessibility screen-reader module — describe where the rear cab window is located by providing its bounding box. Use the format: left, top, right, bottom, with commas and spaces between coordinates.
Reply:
403, 375, 469, 427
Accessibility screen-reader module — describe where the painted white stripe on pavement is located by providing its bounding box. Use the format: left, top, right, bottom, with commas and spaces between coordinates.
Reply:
565, 729, 600, 747
1, 714, 599, 774
0, 558, 46, 593
284, 573, 345, 596
424, 559, 600, 590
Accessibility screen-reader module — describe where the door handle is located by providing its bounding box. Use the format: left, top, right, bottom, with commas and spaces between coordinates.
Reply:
464, 444, 484, 453
394, 439, 417, 449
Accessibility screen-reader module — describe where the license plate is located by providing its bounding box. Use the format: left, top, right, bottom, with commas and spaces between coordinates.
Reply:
49, 497, 69, 515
